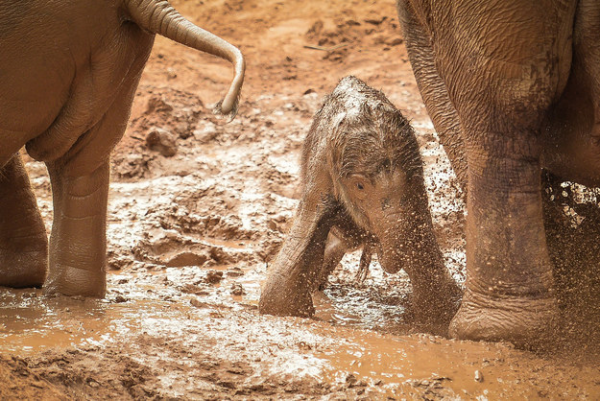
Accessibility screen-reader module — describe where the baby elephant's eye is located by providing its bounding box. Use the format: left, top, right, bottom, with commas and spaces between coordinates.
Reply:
357, 182, 364, 190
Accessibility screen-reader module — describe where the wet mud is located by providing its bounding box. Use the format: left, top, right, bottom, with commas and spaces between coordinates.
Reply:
2, 0, 600, 399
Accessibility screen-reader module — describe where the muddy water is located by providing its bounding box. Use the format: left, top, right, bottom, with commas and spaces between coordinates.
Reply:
3, 117, 599, 399
2, 255, 600, 399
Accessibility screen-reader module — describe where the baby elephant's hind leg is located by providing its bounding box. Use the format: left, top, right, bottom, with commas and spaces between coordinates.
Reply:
0, 154, 48, 288
315, 231, 349, 291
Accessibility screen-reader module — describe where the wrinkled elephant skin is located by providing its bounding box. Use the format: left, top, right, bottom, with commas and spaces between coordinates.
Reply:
398, 0, 600, 346
0, 0, 245, 297
259, 76, 460, 327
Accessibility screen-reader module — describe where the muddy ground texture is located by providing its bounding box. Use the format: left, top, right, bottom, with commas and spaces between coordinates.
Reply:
2, 0, 600, 399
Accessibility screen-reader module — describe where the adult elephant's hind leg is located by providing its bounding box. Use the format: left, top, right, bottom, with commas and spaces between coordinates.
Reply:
0, 153, 48, 288
43, 72, 145, 297
44, 160, 110, 297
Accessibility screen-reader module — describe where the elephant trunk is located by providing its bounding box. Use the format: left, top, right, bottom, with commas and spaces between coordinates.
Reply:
376, 207, 461, 324
125, 0, 245, 116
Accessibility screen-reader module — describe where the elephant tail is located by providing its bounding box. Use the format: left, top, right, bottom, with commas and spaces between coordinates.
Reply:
125, 0, 245, 118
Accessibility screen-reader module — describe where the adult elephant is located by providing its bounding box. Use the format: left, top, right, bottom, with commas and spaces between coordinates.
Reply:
0, 0, 244, 297
397, 0, 600, 346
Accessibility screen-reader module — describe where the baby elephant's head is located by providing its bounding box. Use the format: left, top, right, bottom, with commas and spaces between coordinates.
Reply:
329, 77, 425, 274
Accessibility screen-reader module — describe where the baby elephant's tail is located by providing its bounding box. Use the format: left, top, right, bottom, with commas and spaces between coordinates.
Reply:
125, 0, 245, 118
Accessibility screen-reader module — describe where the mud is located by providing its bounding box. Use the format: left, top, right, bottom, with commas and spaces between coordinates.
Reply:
1, 0, 600, 399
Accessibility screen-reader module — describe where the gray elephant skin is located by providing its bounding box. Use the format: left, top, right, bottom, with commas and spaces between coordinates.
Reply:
398, 0, 600, 346
0, 0, 244, 297
259, 76, 460, 326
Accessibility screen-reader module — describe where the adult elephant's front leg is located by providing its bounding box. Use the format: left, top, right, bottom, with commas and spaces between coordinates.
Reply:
44, 161, 109, 297
450, 135, 558, 345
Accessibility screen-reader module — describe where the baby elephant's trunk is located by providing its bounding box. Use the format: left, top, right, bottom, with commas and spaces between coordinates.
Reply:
125, 0, 245, 117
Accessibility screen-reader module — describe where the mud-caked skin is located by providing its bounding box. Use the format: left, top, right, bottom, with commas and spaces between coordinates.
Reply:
397, 0, 600, 346
0, 0, 245, 297
259, 76, 460, 326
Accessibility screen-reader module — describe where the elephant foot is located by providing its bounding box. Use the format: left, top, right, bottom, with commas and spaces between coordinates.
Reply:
449, 290, 559, 348
0, 235, 48, 288
43, 266, 106, 298
259, 278, 314, 317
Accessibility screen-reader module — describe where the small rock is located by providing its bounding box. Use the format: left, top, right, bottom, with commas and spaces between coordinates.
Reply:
190, 298, 209, 308
226, 267, 245, 277
145, 96, 173, 114
205, 270, 224, 284
114, 295, 128, 303
364, 17, 387, 25
193, 121, 218, 143
166, 251, 210, 268
146, 127, 177, 157
230, 282, 245, 296
166, 68, 177, 79
181, 283, 210, 295
388, 37, 404, 46
475, 370, 484, 383
175, 121, 192, 139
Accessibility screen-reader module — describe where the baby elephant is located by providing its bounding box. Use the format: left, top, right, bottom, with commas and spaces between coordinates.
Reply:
259, 76, 460, 324
0, 0, 244, 297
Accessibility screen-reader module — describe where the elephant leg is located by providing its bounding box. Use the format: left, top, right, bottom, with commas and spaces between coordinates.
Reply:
43, 69, 146, 297
433, 1, 575, 346
44, 160, 110, 297
451, 152, 558, 345
0, 153, 48, 287
315, 230, 349, 291
259, 193, 337, 317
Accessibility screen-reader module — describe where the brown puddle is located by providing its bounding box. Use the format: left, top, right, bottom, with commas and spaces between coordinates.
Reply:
0, 289, 115, 353
307, 322, 600, 399
2, 262, 599, 400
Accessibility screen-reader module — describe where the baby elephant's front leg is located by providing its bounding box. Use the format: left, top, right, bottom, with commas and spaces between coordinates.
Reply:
44, 161, 110, 297
260, 196, 336, 317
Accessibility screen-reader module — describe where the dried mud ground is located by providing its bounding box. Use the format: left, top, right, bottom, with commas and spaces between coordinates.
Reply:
2, 0, 600, 399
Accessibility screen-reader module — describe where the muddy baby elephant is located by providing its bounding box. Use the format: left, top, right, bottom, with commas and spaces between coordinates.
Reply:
0, 0, 245, 297
259, 76, 460, 324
